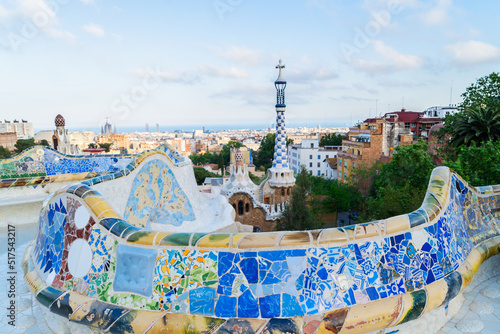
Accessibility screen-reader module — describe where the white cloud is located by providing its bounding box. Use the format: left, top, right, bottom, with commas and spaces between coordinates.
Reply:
196, 64, 248, 78
83, 23, 104, 37
420, 0, 452, 26
0, 0, 75, 44
218, 46, 263, 66
444, 40, 500, 66
353, 40, 423, 73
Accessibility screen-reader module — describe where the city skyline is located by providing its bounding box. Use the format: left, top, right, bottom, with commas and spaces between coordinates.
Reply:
1, 0, 500, 130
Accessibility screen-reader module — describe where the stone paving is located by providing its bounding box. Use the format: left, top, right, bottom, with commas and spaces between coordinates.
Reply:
3, 240, 500, 334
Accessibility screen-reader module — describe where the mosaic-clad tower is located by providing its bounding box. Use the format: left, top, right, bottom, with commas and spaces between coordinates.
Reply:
267, 59, 295, 190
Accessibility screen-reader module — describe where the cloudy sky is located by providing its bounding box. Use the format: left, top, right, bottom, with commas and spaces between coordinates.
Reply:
1, 0, 499, 131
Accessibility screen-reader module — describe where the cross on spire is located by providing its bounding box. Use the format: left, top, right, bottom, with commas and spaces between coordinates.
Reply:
276, 59, 285, 71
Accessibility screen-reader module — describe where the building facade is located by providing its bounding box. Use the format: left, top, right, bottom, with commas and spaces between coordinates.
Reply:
288, 139, 341, 176
0, 120, 34, 139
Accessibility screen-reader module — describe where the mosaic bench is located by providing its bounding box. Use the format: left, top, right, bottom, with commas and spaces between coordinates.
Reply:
0, 146, 134, 189
22, 157, 500, 333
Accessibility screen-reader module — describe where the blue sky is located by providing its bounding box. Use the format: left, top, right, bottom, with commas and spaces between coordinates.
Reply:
1, 0, 500, 131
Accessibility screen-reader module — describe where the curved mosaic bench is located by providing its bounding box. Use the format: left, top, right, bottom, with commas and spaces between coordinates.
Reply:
0, 145, 134, 188
23, 165, 500, 333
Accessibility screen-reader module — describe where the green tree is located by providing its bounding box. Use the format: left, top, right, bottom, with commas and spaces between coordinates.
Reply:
448, 105, 500, 147
361, 140, 435, 222
98, 143, 112, 152
14, 138, 36, 154
0, 146, 12, 159
319, 133, 343, 146
218, 153, 224, 170
444, 141, 500, 186
460, 72, 500, 110
39, 139, 49, 146
88, 143, 98, 149
278, 167, 320, 231
436, 72, 500, 149
254, 133, 293, 170
193, 167, 222, 185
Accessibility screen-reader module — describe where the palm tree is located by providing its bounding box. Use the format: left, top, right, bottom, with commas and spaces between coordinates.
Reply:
450, 105, 500, 147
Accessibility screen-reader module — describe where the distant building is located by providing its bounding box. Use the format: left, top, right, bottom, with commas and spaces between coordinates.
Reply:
338, 118, 414, 183
324, 158, 338, 180
96, 133, 130, 154
0, 119, 34, 139
0, 132, 16, 151
52, 114, 81, 155
288, 139, 341, 176
424, 105, 458, 118
364, 109, 442, 140
101, 118, 113, 134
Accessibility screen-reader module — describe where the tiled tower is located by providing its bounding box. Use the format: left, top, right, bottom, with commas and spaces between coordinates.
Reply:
268, 59, 296, 189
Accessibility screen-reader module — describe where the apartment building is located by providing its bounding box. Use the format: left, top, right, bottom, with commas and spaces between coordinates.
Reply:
288, 139, 341, 176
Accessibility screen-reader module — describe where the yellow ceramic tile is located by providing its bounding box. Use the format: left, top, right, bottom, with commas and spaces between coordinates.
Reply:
24, 271, 46, 295
423, 278, 448, 314
145, 313, 225, 333
280, 231, 311, 246
431, 167, 450, 183
108, 309, 167, 334
318, 228, 348, 244
483, 239, 499, 257
477, 243, 488, 261
385, 215, 410, 235
337, 295, 403, 334
457, 260, 474, 292
91, 201, 115, 217
153, 232, 172, 245
197, 234, 231, 248
238, 233, 278, 248
466, 248, 483, 274
231, 233, 247, 248
83, 196, 103, 209
354, 223, 381, 240
65, 292, 91, 316
69, 299, 94, 322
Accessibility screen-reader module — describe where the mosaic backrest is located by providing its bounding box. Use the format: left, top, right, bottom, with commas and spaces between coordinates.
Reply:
23, 165, 500, 334
0, 146, 133, 188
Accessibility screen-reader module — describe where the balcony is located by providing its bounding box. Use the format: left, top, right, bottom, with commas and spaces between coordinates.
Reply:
342, 140, 371, 148
338, 151, 360, 159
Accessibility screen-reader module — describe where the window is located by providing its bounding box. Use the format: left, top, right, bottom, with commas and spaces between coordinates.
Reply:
344, 160, 348, 167
238, 201, 244, 215
353, 162, 355, 168
245, 203, 249, 212
344, 173, 347, 180
281, 189, 285, 196
309, 162, 313, 167
311, 143, 314, 148
357, 150, 360, 155
405, 123, 410, 129
287, 189, 290, 195
339, 158, 342, 164
309, 155, 312, 159
317, 162, 320, 167
318, 155, 321, 159
326, 155, 329, 158
317, 170, 321, 176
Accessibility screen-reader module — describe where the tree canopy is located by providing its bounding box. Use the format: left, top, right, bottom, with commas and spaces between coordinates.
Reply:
0, 146, 12, 159
319, 133, 343, 146
14, 138, 36, 154
460, 72, 500, 110
278, 167, 321, 231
